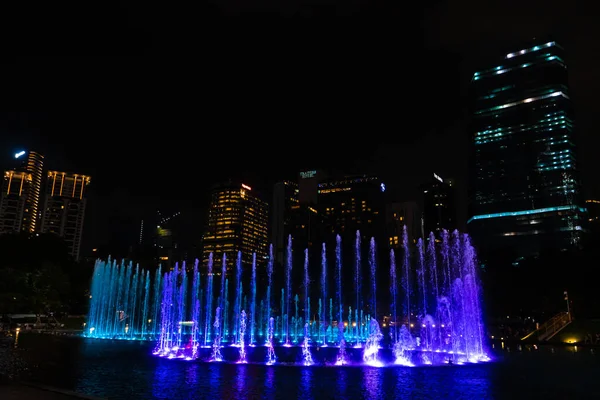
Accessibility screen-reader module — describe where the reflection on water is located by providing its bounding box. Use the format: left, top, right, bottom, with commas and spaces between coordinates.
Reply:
4, 335, 600, 400
362, 368, 382, 400
299, 368, 313, 399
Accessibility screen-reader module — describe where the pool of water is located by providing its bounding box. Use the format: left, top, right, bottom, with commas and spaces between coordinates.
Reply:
2, 334, 600, 399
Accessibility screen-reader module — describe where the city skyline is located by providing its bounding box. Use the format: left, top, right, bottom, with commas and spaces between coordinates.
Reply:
1, 15, 599, 258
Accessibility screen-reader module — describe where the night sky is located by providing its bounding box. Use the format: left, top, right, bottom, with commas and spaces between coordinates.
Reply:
1, 1, 598, 255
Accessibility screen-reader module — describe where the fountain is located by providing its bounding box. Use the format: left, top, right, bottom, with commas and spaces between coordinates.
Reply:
211, 307, 223, 362
266, 317, 276, 365
363, 318, 383, 367
301, 323, 313, 365
285, 235, 292, 346
238, 310, 247, 363
320, 243, 327, 345
250, 253, 257, 346
204, 254, 214, 347
265, 245, 273, 343
89, 227, 489, 367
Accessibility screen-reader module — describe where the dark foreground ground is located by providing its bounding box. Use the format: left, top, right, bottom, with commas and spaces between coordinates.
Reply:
0, 382, 104, 399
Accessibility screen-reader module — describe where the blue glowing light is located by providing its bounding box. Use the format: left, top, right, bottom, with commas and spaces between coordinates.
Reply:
380, 183, 385, 192
468, 205, 584, 224
14, 151, 25, 159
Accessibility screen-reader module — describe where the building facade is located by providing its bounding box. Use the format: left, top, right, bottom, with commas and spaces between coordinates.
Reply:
271, 180, 299, 266
202, 182, 269, 274
422, 173, 456, 237
386, 201, 421, 248
40, 171, 91, 260
318, 174, 386, 244
469, 40, 585, 258
0, 150, 44, 234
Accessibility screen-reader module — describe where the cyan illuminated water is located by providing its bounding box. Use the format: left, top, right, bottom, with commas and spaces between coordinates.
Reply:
3, 335, 600, 399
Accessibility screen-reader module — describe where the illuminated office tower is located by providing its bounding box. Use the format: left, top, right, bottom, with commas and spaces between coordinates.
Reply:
202, 182, 269, 274
422, 173, 456, 236
469, 40, 585, 258
40, 171, 91, 260
318, 174, 386, 243
0, 150, 44, 233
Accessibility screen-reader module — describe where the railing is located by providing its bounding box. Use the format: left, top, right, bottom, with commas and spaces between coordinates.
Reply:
521, 311, 572, 341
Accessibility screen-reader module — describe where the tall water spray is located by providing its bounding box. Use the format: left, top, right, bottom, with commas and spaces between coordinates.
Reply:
417, 239, 430, 349
191, 261, 201, 351
320, 243, 327, 345
390, 249, 398, 344
232, 252, 242, 344
363, 317, 383, 367
354, 231, 361, 346
266, 317, 276, 365
401, 226, 411, 328
369, 237, 376, 322
238, 310, 247, 363
220, 254, 227, 339
303, 249, 310, 341
211, 307, 223, 361
427, 232, 440, 347
266, 244, 274, 343
285, 235, 292, 345
250, 253, 257, 345
204, 254, 214, 347
301, 323, 313, 365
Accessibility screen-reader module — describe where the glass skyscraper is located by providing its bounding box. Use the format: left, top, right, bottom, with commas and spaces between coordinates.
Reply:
468, 41, 585, 258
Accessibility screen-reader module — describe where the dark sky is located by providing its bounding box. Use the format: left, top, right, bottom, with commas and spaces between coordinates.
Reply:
1, 1, 598, 254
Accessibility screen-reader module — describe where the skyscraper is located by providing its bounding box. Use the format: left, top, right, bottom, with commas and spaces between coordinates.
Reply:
318, 174, 386, 243
40, 171, 91, 260
202, 182, 269, 273
422, 173, 456, 236
469, 40, 585, 258
0, 150, 44, 233
387, 201, 421, 248
271, 180, 299, 266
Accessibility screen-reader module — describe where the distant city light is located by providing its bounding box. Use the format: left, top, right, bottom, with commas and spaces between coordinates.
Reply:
242, 184, 252, 190
380, 183, 386, 192
14, 151, 25, 158
300, 170, 316, 179
434, 173, 443, 183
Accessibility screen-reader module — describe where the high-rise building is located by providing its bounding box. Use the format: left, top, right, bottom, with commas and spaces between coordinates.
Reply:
469, 40, 585, 258
387, 201, 421, 248
40, 171, 91, 260
202, 182, 269, 273
422, 173, 456, 237
318, 174, 386, 243
271, 180, 299, 266
0, 150, 44, 234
